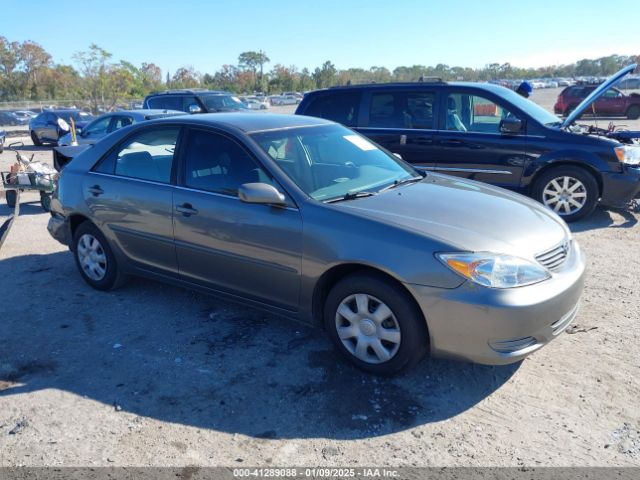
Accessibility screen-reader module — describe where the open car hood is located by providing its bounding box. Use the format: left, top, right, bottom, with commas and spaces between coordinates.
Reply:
562, 64, 637, 128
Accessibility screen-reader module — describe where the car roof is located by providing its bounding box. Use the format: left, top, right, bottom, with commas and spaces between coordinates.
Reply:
109, 109, 184, 117
146, 89, 230, 96
308, 81, 516, 96
152, 112, 334, 133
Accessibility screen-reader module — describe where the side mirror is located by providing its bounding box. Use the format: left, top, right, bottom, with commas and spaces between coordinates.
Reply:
238, 183, 286, 206
188, 104, 202, 114
499, 117, 522, 134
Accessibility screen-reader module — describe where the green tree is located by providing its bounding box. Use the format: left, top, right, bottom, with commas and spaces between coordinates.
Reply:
73, 44, 113, 112
313, 61, 336, 88
238, 50, 270, 91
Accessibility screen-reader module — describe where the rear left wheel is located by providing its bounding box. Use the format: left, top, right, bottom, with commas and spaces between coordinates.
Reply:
324, 273, 428, 375
532, 166, 598, 222
627, 105, 640, 120
30, 130, 43, 146
73, 222, 125, 290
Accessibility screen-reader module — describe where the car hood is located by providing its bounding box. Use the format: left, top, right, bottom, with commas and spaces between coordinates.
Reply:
337, 175, 570, 258
562, 64, 637, 128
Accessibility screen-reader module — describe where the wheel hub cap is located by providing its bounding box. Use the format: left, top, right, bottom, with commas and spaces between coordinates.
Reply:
359, 319, 376, 336
77, 233, 107, 282
334, 293, 401, 364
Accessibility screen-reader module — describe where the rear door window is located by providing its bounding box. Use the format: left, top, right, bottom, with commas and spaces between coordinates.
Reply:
368, 91, 436, 129
95, 127, 180, 183
147, 96, 183, 111
303, 92, 360, 126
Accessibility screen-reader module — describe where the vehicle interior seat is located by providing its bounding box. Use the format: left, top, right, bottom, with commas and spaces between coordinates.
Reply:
117, 151, 163, 182
446, 97, 467, 132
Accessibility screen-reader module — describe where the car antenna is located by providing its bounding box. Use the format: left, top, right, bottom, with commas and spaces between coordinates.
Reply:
591, 102, 599, 131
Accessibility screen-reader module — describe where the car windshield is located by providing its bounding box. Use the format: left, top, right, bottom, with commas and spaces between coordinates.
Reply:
202, 95, 248, 111
496, 87, 561, 126
59, 111, 93, 122
251, 124, 419, 201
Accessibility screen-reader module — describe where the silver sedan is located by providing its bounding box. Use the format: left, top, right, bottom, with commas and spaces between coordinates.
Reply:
47, 113, 585, 374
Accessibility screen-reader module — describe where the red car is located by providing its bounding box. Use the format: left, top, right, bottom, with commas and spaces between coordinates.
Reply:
554, 84, 640, 119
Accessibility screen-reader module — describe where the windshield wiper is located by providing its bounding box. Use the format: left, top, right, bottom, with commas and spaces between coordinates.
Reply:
324, 190, 378, 203
379, 175, 423, 193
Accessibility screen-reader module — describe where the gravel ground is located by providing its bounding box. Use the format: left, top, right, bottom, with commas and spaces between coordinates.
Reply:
0, 94, 639, 468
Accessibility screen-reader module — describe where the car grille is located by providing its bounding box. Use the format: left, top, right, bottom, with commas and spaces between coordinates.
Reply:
536, 241, 570, 272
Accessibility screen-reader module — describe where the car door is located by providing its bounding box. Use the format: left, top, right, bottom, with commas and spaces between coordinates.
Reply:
433, 91, 527, 188
40, 113, 59, 142
86, 126, 181, 274
594, 88, 626, 115
173, 127, 303, 311
357, 89, 440, 171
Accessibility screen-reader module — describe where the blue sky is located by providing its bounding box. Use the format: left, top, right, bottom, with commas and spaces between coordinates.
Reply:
3, 0, 639, 75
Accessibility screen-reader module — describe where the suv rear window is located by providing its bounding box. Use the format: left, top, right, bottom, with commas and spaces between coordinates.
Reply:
369, 91, 435, 129
303, 92, 360, 127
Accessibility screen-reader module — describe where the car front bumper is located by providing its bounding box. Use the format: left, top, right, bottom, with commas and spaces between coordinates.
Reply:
601, 166, 640, 206
406, 241, 586, 365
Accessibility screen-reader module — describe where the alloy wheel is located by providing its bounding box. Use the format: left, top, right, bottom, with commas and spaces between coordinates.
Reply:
542, 176, 587, 215
335, 293, 401, 364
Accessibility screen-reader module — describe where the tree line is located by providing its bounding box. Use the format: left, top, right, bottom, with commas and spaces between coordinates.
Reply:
1, 36, 639, 112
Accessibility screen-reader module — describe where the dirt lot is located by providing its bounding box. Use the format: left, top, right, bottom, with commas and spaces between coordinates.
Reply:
0, 94, 639, 468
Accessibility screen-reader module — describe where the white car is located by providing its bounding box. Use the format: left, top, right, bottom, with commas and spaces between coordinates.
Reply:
271, 94, 300, 106
244, 97, 269, 110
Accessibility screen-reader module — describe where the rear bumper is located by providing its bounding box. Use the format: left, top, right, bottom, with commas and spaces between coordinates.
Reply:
406, 241, 586, 365
600, 166, 640, 207
47, 214, 70, 246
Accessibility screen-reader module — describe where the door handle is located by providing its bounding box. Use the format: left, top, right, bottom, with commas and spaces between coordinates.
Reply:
176, 203, 198, 216
440, 139, 464, 146
411, 136, 433, 145
88, 185, 103, 196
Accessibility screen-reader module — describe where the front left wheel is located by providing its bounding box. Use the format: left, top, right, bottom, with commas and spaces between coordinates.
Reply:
532, 166, 599, 222
73, 222, 125, 290
324, 273, 428, 375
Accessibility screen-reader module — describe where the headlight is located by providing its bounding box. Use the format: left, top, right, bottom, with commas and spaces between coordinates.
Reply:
57, 118, 70, 131
437, 252, 551, 289
614, 146, 640, 166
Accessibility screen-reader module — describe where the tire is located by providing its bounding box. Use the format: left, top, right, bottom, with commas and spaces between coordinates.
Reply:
72, 222, 125, 291
40, 192, 51, 212
30, 130, 43, 146
626, 105, 640, 120
5, 190, 17, 208
532, 165, 599, 222
324, 272, 428, 375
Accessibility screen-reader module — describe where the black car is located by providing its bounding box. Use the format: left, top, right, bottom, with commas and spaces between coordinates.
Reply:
295, 67, 640, 222
29, 110, 94, 146
143, 89, 248, 114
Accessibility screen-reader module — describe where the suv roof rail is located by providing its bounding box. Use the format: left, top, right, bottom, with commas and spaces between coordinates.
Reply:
148, 88, 227, 95
329, 79, 448, 89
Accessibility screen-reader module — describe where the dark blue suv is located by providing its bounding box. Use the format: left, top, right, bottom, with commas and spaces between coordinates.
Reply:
296, 68, 640, 222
